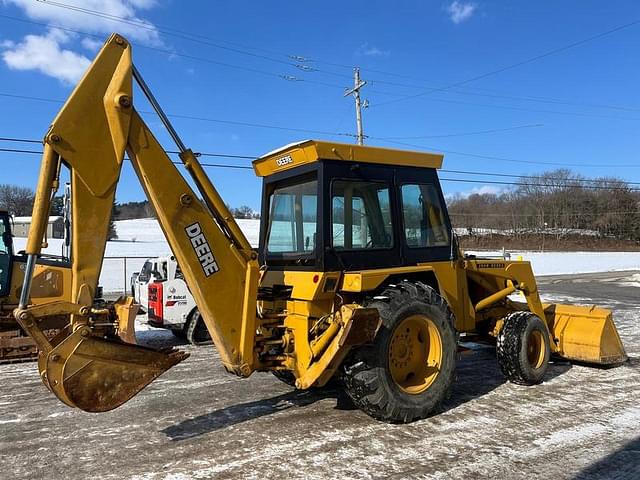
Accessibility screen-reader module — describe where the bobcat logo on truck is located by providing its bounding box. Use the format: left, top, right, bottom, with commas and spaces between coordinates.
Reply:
185, 222, 219, 276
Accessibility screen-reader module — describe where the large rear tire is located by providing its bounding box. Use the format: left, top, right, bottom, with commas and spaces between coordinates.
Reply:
342, 281, 457, 423
185, 310, 212, 345
497, 311, 550, 385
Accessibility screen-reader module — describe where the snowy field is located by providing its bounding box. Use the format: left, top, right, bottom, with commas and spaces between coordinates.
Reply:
1, 271, 638, 479
12, 218, 640, 293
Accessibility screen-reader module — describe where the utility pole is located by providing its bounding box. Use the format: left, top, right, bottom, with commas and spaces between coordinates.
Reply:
344, 67, 367, 145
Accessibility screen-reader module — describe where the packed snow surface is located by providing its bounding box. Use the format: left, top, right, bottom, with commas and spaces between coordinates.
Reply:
12, 218, 640, 293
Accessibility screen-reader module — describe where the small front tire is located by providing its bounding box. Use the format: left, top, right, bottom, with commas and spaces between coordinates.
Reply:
497, 311, 550, 385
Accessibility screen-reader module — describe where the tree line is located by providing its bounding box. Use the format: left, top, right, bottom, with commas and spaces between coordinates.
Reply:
448, 169, 640, 241
0, 186, 259, 228
4, 169, 638, 243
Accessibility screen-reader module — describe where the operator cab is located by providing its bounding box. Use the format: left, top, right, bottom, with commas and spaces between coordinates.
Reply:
0, 211, 13, 296
254, 140, 454, 271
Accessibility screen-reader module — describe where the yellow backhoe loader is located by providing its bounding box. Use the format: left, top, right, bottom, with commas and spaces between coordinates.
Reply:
14, 34, 627, 423
0, 210, 70, 362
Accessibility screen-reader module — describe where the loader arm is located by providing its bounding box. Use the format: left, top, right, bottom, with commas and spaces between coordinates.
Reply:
15, 34, 260, 410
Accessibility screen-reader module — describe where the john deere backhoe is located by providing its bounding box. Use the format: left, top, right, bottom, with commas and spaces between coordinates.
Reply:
14, 34, 627, 423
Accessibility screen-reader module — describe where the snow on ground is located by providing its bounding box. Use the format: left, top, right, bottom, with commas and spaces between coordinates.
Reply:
12, 218, 640, 293
466, 250, 640, 277
1, 272, 638, 479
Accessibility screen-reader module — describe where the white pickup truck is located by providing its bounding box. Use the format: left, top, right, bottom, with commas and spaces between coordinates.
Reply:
131, 255, 210, 344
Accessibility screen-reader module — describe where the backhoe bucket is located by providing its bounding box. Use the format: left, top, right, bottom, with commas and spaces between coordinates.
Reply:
544, 304, 627, 365
40, 328, 189, 412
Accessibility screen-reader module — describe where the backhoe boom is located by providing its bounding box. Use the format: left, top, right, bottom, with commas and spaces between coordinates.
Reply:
15, 34, 260, 410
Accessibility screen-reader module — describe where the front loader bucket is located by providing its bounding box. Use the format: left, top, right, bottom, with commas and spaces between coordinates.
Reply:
40, 328, 189, 412
544, 304, 627, 365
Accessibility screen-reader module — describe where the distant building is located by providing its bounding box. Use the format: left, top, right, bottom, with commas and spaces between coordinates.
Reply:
11, 216, 64, 239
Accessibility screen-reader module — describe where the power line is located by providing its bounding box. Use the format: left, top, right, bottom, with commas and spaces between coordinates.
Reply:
368, 136, 640, 169
364, 78, 640, 114
4, 12, 639, 123
0, 13, 343, 86
34, 0, 306, 69
3, 145, 639, 191
0, 93, 557, 143
438, 177, 640, 192
31, 1, 357, 84
370, 18, 640, 108
376, 123, 544, 140
449, 211, 636, 217
440, 168, 640, 187
370, 94, 640, 122
0, 147, 254, 170
4, 135, 640, 181
0, 92, 356, 138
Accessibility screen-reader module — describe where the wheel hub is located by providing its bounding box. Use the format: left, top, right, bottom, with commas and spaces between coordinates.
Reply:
388, 314, 443, 394
527, 329, 545, 369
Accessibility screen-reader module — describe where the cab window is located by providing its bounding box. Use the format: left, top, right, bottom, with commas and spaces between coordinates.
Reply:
331, 181, 393, 249
401, 184, 449, 247
267, 180, 318, 254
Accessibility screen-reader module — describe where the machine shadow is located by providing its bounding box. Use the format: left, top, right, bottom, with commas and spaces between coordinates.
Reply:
573, 435, 640, 479
162, 345, 573, 441
162, 387, 346, 441
443, 345, 572, 411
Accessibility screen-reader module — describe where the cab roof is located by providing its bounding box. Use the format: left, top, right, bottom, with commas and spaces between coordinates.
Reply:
252, 140, 443, 177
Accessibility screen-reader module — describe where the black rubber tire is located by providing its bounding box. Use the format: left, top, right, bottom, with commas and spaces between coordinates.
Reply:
496, 311, 550, 385
171, 328, 186, 339
271, 371, 297, 387
341, 281, 457, 423
185, 310, 212, 345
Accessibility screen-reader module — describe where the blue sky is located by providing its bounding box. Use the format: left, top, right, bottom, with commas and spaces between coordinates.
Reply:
0, 0, 639, 210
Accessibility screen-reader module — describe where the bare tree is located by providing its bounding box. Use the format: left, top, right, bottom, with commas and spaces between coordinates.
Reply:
233, 205, 255, 219
0, 184, 35, 215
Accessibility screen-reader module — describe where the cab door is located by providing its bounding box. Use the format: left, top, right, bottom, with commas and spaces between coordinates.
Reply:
395, 168, 471, 329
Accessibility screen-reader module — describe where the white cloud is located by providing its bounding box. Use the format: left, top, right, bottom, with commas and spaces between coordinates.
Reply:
356, 42, 390, 57
471, 185, 501, 195
80, 37, 104, 51
1, 29, 90, 84
1, 0, 161, 84
3, 0, 161, 45
447, 185, 502, 200
447, 1, 477, 24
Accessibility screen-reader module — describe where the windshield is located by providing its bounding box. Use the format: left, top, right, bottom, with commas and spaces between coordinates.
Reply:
267, 180, 318, 254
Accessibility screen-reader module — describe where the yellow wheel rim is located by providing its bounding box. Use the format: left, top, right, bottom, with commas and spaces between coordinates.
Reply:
527, 330, 545, 369
388, 314, 443, 394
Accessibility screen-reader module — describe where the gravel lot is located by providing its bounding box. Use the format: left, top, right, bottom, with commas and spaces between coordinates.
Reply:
1, 271, 638, 480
